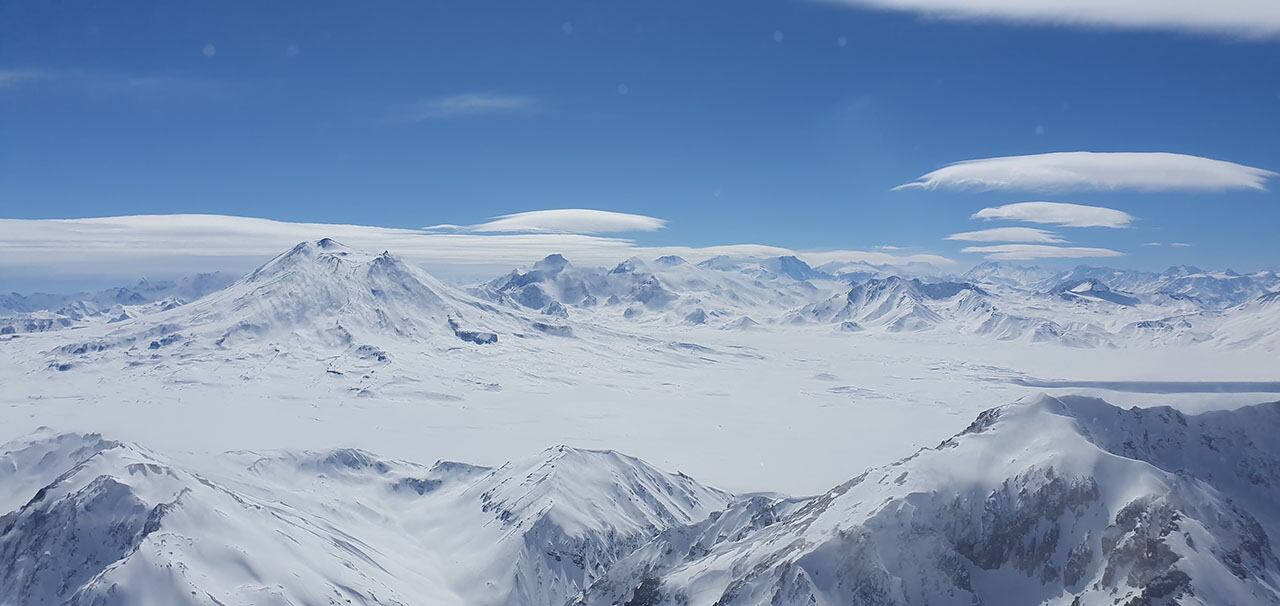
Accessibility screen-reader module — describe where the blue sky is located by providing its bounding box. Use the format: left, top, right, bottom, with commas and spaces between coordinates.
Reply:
1, 0, 1278, 280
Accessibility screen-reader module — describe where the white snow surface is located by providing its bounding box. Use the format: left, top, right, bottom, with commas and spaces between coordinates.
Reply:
4, 394, 1280, 605
1, 239, 1279, 604
575, 394, 1280, 605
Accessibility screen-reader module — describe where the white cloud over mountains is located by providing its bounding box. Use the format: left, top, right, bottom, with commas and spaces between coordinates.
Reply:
823, 0, 1280, 39
895, 152, 1276, 193
972, 201, 1134, 228
960, 244, 1124, 261
0, 214, 953, 283
426, 209, 667, 234
945, 227, 1065, 243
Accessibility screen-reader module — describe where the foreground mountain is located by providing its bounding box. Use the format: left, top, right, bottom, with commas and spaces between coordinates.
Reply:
4, 394, 1279, 605
0, 431, 730, 606
576, 394, 1280, 605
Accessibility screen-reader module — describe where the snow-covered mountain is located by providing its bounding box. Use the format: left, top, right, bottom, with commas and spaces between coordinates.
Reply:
5, 243, 1279, 373
792, 276, 1117, 346
0, 430, 729, 606
795, 276, 946, 332
0, 272, 235, 334
575, 394, 1280, 606
33, 239, 578, 375
965, 262, 1280, 310
476, 253, 831, 328
5, 243, 1276, 355
5, 394, 1280, 605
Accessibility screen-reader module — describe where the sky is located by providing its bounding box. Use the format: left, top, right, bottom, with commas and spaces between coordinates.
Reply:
1, 0, 1279, 289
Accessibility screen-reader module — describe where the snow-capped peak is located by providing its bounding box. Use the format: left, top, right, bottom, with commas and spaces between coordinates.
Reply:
532, 253, 572, 274
577, 394, 1280, 605
473, 445, 731, 537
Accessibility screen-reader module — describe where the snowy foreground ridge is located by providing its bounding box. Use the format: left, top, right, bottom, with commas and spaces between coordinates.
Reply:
2, 394, 1279, 605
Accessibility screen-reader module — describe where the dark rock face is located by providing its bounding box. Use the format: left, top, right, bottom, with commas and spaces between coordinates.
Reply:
949, 469, 1102, 580
0, 476, 175, 606
1100, 497, 1187, 599
448, 317, 498, 344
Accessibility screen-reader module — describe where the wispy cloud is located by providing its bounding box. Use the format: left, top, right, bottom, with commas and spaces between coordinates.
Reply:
971, 201, 1134, 228
394, 93, 540, 122
1169, 242, 1193, 248
802, 250, 955, 268
0, 69, 50, 88
821, 0, 1280, 39
425, 209, 666, 235
0, 214, 955, 282
946, 227, 1066, 243
895, 152, 1277, 193
961, 244, 1124, 261
0, 67, 221, 96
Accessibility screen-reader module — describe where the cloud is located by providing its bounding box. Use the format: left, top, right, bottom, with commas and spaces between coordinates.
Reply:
802, 250, 956, 268
426, 209, 667, 235
1143, 242, 1163, 247
0, 69, 48, 88
895, 152, 1276, 193
971, 201, 1134, 228
0, 214, 955, 284
0, 68, 220, 96
1169, 242, 1193, 248
946, 227, 1066, 243
960, 244, 1124, 261
395, 93, 539, 121
821, 0, 1280, 39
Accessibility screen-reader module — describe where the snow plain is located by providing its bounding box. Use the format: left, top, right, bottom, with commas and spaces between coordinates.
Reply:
1, 240, 1275, 496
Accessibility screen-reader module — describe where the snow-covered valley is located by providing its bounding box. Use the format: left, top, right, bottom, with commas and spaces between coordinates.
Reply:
2, 239, 1279, 605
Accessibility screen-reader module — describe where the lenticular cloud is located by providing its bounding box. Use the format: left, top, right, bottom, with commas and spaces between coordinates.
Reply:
825, 0, 1280, 39
960, 243, 1124, 261
895, 151, 1276, 193
945, 227, 1066, 243
425, 209, 667, 235
972, 202, 1134, 228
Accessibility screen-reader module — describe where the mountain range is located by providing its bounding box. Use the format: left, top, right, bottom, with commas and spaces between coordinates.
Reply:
2, 239, 1279, 604
3, 394, 1278, 605
6, 241, 1277, 352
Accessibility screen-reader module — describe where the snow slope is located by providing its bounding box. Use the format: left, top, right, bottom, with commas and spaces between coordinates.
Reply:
5, 394, 1280, 605
0, 272, 235, 335
0, 432, 730, 606
477, 253, 833, 328
30, 239, 581, 373
575, 394, 1280, 606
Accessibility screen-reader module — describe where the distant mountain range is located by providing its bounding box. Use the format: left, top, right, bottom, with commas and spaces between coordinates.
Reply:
4, 241, 1278, 355
0, 272, 236, 334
